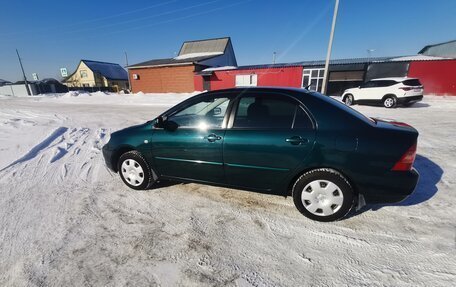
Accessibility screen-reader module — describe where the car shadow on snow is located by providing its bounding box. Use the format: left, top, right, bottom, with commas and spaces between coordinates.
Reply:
348, 154, 443, 217
396, 102, 430, 108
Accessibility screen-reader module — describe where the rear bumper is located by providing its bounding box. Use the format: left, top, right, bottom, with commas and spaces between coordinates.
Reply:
102, 144, 116, 171
397, 95, 423, 104
360, 168, 420, 204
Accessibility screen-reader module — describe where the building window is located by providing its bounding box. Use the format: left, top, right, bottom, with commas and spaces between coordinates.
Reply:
80, 70, 88, 78
235, 74, 257, 87
82, 83, 90, 87
302, 68, 324, 92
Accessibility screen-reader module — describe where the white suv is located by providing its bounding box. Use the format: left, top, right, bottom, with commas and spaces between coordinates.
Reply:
342, 77, 424, 108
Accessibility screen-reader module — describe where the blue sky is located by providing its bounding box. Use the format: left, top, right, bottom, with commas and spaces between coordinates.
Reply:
1, 0, 455, 81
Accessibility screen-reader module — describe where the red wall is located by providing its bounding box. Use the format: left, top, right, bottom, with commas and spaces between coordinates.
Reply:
408, 60, 456, 95
194, 66, 303, 91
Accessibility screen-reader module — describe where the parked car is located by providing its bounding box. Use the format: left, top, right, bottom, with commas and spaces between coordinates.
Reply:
342, 77, 424, 108
103, 87, 419, 222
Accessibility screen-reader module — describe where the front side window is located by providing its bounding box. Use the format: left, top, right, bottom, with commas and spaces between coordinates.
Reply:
361, 81, 377, 88
233, 95, 312, 129
167, 96, 231, 129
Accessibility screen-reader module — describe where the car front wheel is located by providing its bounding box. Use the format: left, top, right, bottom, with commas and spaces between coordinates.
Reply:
118, 150, 156, 190
292, 168, 354, 222
343, 94, 354, 106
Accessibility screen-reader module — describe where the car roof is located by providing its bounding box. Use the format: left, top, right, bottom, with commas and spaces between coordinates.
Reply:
205, 86, 312, 95
370, 77, 418, 82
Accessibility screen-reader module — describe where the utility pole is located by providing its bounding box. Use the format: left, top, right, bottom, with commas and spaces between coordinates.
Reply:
125, 51, 131, 92
16, 49, 31, 95
321, 0, 340, 95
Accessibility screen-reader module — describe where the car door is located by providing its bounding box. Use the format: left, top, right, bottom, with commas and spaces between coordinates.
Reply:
223, 92, 316, 191
358, 81, 378, 100
150, 93, 234, 183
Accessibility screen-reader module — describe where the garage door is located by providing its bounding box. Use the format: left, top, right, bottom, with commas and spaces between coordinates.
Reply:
329, 71, 364, 81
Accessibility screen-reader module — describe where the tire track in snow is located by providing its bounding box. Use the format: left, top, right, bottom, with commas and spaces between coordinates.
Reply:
0, 127, 110, 185
0, 127, 68, 171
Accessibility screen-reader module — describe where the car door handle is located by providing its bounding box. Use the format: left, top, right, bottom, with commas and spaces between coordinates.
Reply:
206, 133, 222, 142
286, 136, 309, 145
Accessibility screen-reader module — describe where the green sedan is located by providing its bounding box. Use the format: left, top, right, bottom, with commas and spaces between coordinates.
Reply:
102, 87, 419, 222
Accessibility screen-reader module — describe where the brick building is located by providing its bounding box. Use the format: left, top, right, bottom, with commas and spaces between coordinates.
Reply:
127, 37, 237, 93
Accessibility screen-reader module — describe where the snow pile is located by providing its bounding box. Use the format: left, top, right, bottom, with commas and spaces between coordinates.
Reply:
201, 66, 237, 72
30, 91, 200, 106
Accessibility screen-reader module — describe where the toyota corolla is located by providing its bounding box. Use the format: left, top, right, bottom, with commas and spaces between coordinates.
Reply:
102, 87, 419, 222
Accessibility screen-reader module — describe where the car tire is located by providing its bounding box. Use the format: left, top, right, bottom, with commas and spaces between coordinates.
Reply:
118, 150, 156, 190
383, 95, 397, 108
292, 168, 354, 222
343, 94, 354, 106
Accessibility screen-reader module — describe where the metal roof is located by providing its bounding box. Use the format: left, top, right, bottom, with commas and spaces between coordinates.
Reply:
127, 55, 220, 69
178, 37, 229, 56
81, 60, 128, 80
418, 40, 456, 58
128, 37, 231, 69
390, 55, 449, 61
230, 57, 394, 70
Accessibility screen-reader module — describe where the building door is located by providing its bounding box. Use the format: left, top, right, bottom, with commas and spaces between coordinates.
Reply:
203, 76, 211, 91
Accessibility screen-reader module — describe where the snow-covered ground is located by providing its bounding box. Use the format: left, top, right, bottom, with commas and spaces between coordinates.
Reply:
0, 91, 455, 286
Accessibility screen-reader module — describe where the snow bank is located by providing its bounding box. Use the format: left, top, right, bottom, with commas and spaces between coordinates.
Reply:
28, 91, 201, 106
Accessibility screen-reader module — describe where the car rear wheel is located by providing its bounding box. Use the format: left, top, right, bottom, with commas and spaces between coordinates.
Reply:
292, 169, 354, 222
118, 150, 156, 190
383, 96, 397, 108
343, 94, 354, 106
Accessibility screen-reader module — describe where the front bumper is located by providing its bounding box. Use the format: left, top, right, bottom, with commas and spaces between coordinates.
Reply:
102, 144, 115, 171
397, 95, 423, 104
360, 168, 420, 204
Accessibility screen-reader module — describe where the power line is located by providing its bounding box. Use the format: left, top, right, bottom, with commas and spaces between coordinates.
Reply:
0, 1, 176, 37
57, 0, 222, 37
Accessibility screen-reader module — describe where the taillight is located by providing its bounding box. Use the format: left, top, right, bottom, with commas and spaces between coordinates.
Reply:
392, 143, 417, 171
399, 87, 413, 91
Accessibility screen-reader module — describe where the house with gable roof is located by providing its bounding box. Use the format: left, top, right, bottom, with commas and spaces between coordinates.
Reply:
127, 37, 237, 93
64, 59, 129, 91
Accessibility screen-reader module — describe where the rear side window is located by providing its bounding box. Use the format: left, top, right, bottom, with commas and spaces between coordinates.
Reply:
293, 107, 313, 129
403, 79, 422, 86
370, 80, 397, 87
233, 95, 312, 129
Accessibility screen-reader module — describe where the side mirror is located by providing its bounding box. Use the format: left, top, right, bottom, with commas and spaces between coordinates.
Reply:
154, 116, 165, 128
163, 120, 178, 131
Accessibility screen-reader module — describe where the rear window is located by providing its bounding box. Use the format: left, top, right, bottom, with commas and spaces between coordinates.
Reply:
402, 79, 422, 86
